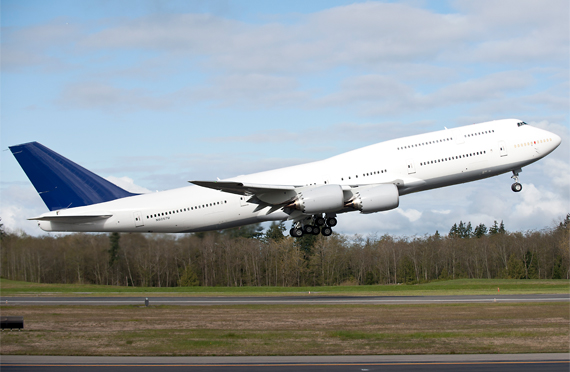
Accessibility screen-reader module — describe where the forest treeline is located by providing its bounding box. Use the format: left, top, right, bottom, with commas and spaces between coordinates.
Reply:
1, 215, 568, 287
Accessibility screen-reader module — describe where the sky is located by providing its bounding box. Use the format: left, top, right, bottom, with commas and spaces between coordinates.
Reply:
1, 0, 569, 237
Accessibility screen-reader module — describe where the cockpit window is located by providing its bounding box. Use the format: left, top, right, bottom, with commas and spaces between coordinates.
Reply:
517, 121, 528, 127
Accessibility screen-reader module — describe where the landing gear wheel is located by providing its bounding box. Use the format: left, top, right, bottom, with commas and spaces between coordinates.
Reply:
291, 228, 303, 238
315, 217, 326, 226
321, 226, 333, 236
511, 182, 522, 192
312, 226, 320, 235
326, 217, 337, 227
303, 225, 314, 234
511, 169, 522, 192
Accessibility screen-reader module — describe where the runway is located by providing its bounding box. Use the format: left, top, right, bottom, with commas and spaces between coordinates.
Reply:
1, 293, 568, 306
2, 354, 569, 371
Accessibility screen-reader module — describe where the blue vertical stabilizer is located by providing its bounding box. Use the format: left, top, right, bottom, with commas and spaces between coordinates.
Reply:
9, 142, 138, 211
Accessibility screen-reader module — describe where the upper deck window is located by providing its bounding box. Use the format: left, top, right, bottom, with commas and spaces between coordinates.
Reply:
517, 121, 528, 127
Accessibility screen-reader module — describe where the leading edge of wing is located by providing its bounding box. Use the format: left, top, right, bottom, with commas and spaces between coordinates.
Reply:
189, 181, 300, 196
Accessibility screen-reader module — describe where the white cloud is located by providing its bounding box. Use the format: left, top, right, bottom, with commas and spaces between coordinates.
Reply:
186, 74, 310, 108
1, 18, 83, 73
510, 183, 570, 227
57, 82, 173, 112
0, 185, 47, 236
46, 1, 565, 76
451, 0, 569, 63
104, 176, 152, 194
315, 70, 536, 115
6, 1, 562, 117
431, 209, 451, 215
397, 208, 422, 222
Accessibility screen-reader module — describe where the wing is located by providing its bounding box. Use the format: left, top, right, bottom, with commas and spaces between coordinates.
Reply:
190, 181, 297, 196
190, 181, 305, 207
191, 180, 409, 220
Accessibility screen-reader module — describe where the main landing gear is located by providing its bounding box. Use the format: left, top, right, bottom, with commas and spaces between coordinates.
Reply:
289, 214, 337, 238
511, 169, 523, 193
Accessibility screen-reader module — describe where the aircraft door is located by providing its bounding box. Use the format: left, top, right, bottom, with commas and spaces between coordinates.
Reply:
498, 141, 508, 157
134, 211, 144, 227
406, 159, 416, 174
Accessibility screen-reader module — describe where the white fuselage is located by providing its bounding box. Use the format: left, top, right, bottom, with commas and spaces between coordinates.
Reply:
35, 119, 561, 233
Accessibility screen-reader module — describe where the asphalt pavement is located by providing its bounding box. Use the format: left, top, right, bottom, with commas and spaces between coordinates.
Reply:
2, 354, 569, 372
1, 293, 568, 306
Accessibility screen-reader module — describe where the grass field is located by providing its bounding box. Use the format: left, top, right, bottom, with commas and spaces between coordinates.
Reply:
1, 302, 568, 356
2, 279, 567, 356
1, 278, 569, 296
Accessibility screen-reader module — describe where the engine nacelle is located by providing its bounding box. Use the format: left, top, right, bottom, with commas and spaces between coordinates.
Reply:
289, 184, 344, 214
346, 184, 399, 214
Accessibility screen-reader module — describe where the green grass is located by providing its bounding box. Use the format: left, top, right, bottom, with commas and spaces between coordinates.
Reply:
1, 278, 568, 296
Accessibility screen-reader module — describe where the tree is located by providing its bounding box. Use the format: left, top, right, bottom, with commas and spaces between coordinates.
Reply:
295, 233, 318, 258
364, 271, 375, 285
223, 224, 264, 239
557, 213, 570, 230
489, 220, 506, 235
552, 257, 565, 279
108, 232, 121, 267
179, 266, 200, 286
499, 221, 506, 234
264, 222, 286, 242
507, 254, 525, 279
449, 221, 472, 239
473, 223, 487, 238
449, 223, 458, 238
399, 256, 416, 283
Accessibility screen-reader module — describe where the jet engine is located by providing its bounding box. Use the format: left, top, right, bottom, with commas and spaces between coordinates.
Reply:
346, 184, 399, 214
288, 184, 344, 214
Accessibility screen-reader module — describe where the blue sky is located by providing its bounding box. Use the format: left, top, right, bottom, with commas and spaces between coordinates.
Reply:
1, 0, 569, 237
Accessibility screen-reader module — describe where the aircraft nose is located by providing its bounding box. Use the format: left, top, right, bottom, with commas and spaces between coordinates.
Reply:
545, 131, 562, 155
553, 133, 562, 148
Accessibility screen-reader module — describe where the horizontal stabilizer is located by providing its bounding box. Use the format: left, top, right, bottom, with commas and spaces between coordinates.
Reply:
10, 142, 138, 211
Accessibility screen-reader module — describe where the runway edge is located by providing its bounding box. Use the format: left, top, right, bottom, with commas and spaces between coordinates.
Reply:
1, 353, 569, 365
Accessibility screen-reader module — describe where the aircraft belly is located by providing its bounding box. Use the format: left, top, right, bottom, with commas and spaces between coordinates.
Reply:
400, 160, 532, 195
39, 220, 109, 232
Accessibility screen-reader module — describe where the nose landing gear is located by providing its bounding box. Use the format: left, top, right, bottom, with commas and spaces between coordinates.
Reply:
511, 169, 522, 192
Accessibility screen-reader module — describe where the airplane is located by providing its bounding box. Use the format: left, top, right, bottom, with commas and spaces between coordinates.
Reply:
9, 118, 561, 237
